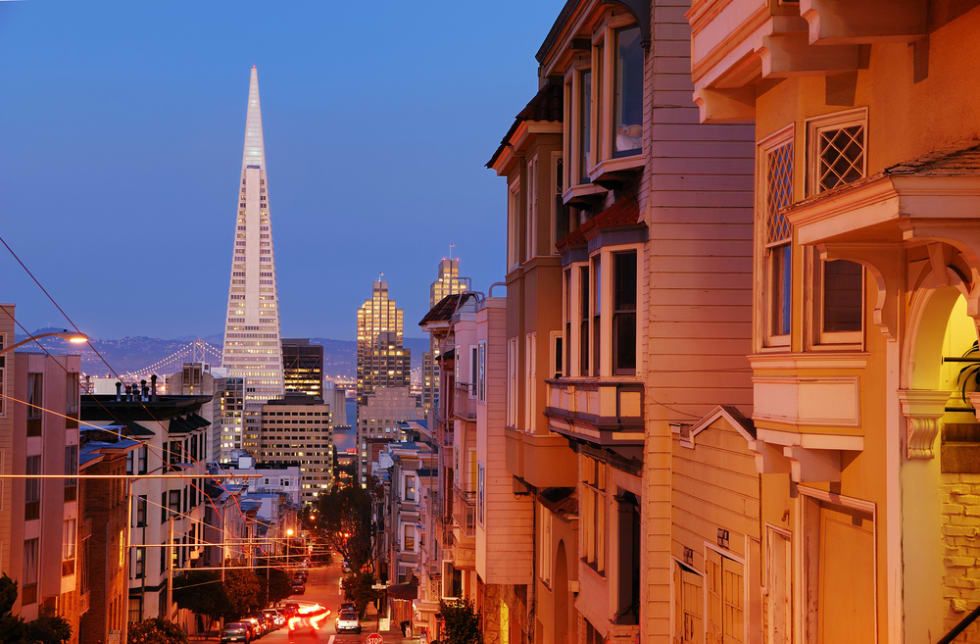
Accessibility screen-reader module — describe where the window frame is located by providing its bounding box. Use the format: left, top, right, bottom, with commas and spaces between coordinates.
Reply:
524, 332, 537, 430
507, 178, 522, 272
756, 124, 796, 351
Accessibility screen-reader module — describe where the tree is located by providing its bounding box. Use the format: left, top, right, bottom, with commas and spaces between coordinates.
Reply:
439, 599, 482, 644
255, 564, 292, 604
222, 569, 262, 619
341, 572, 380, 618
127, 618, 188, 644
173, 571, 229, 633
0, 573, 71, 644
314, 484, 374, 572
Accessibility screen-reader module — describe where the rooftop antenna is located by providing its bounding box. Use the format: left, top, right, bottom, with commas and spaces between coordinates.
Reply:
448, 242, 455, 262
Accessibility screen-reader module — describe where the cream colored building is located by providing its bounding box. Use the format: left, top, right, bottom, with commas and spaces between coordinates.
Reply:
356, 386, 424, 487
259, 393, 333, 502
682, 1, 980, 642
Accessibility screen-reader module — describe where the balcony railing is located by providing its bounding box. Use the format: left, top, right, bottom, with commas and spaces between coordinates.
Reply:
454, 382, 477, 422
545, 378, 645, 446
453, 486, 476, 537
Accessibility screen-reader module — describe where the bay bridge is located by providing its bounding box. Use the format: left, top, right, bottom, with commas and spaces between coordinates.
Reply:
123, 338, 223, 379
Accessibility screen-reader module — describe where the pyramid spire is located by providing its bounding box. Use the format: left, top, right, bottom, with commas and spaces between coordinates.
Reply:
221, 66, 284, 458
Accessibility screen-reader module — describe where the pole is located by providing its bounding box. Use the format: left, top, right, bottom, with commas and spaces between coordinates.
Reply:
166, 516, 174, 621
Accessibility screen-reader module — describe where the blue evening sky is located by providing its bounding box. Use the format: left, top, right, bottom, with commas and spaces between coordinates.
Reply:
0, 1, 562, 340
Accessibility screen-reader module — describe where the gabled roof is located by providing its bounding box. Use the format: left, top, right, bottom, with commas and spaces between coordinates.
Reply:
486, 79, 563, 169
676, 405, 755, 449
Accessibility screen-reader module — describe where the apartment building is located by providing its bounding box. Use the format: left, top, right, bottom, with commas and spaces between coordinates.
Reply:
8, 346, 83, 638
78, 427, 139, 644
259, 393, 333, 502
82, 386, 212, 623
685, 2, 980, 642
487, 0, 755, 641
282, 338, 324, 399
214, 375, 245, 463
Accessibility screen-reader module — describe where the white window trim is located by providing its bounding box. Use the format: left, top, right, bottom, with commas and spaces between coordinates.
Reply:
588, 243, 643, 378
550, 151, 564, 252
508, 178, 522, 272
527, 155, 537, 263
524, 332, 537, 431
756, 124, 796, 351
507, 337, 518, 428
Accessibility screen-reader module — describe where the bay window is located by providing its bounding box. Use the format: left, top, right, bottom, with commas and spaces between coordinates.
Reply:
564, 269, 572, 377
579, 70, 592, 184
579, 266, 590, 376
760, 129, 794, 346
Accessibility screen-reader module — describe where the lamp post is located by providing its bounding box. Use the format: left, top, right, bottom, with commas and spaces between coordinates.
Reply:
0, 330, 88, 354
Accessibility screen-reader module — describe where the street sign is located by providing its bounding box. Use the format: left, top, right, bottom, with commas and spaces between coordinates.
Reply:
366, 634, 384, 644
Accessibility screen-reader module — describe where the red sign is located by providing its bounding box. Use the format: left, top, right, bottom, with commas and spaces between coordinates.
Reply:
365, 634, 384, 644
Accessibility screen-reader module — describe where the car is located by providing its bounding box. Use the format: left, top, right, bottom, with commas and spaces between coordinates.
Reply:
287, 605, 330, 641
341, 559, 351, 573
340, 602, 355, 613
243, 615, 265, 637
290, 582, 306, 595
336, 608, 361, 634
220, 622, 252, 644
281, 601, 300, 617
293, 570, 307, 583
262, 608, 284, 628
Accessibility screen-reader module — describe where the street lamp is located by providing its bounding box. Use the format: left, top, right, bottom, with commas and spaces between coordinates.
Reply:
0, 330, 88, 355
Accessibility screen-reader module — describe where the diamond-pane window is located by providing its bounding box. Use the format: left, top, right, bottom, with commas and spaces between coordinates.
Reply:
817, 125, 865, 192
766, 143, 794, 244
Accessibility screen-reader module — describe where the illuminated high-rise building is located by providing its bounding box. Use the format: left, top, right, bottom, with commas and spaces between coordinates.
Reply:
282, 338, 323, 400
356, 279, 410, 405
422, 258, 470, 417
220, 66, 284, 444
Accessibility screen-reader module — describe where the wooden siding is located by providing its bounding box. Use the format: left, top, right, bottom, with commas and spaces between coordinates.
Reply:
641, 0, 756, 639
477, 301, 533, 585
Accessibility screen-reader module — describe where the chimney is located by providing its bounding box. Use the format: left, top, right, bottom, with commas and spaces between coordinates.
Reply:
150, 374, 158, 400
140, 379, 148, 401
115, 381, 122, 401
124, 384, 132, 400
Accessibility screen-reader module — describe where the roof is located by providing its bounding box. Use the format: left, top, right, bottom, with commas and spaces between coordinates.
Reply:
884, 139, 980, 176
556, 196, 642, 250
419, 293, 476, 327
81, 394, 211, 422
168, 413, 210, 434
93, 422, 154, 438
486, 79, 563, 168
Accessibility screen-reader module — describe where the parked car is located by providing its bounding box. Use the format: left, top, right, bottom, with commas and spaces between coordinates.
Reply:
290, 581, 306, 595
336, 608, 361, 634
220, 622, 252, 644
262, 608, 284, 628
244, 615, 265, 637
340, 601, 355, 613
293, 569, 307, 583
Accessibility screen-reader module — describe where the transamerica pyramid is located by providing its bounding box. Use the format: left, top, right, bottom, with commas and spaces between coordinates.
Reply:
221, 66, 284, 449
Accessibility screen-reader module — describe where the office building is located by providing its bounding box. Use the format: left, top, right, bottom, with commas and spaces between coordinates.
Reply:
356, 386, 423, 487
214, 375, 245, 463
259, 393, 333, 503
356, 279, 410, 405
219, 66, 285, 448
422, 258, 470, 420
282, 338, 323, 400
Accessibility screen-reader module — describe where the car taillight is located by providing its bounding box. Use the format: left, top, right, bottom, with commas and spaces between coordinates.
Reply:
288, 617, 300, 630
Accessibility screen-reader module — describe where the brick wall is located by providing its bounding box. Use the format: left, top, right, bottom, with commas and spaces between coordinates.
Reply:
942, 474, 980, 642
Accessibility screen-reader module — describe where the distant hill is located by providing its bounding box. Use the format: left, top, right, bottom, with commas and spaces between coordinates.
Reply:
15, 329, 430, 378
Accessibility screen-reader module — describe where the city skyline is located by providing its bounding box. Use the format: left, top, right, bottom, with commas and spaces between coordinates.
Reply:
0, 1, 564, 341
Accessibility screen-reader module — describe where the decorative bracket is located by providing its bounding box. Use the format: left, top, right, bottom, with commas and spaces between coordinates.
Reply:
897, 389, 949, 459
820, 242, 905, 341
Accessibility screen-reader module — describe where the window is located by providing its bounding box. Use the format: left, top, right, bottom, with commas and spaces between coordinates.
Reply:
62, 518, 76, 573
508, 180, 521, 270
404, 475, 416, 502
807, 110, 867, 345
579, 266, 590, 376
64, 445, 78, 502
507, 338, 518, 428
539, 506, 553, 584
564, 269, 572, 377
25, 454, 41, 520
137, 445, 148, 475
27, 373, 42, 436
761, 133, 794, 345
551, 331, 564, 379
477, 463, 485, 525
582, 455, 606, 573
403, 524, 415, 552
592, 256, 602, 376
22, 538, 39, 604
524, 333, 536, 430
553, 155, 568, 247
168, 489, 181, 518
66, 373, 79, 418
134, 547, 146, 579
527, 156, 537, 260
613, 251, 638, 374
478, 343, 486, 402
135, 495, 147, 527
613, 26, 643, 157
579, 70, 592, 183
470, 346, 478, 397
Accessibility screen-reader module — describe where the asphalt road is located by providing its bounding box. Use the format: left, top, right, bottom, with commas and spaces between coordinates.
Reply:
255, 561, 413, 644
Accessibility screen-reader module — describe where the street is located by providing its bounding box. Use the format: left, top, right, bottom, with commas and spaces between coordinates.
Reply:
258, 560, 418, 644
